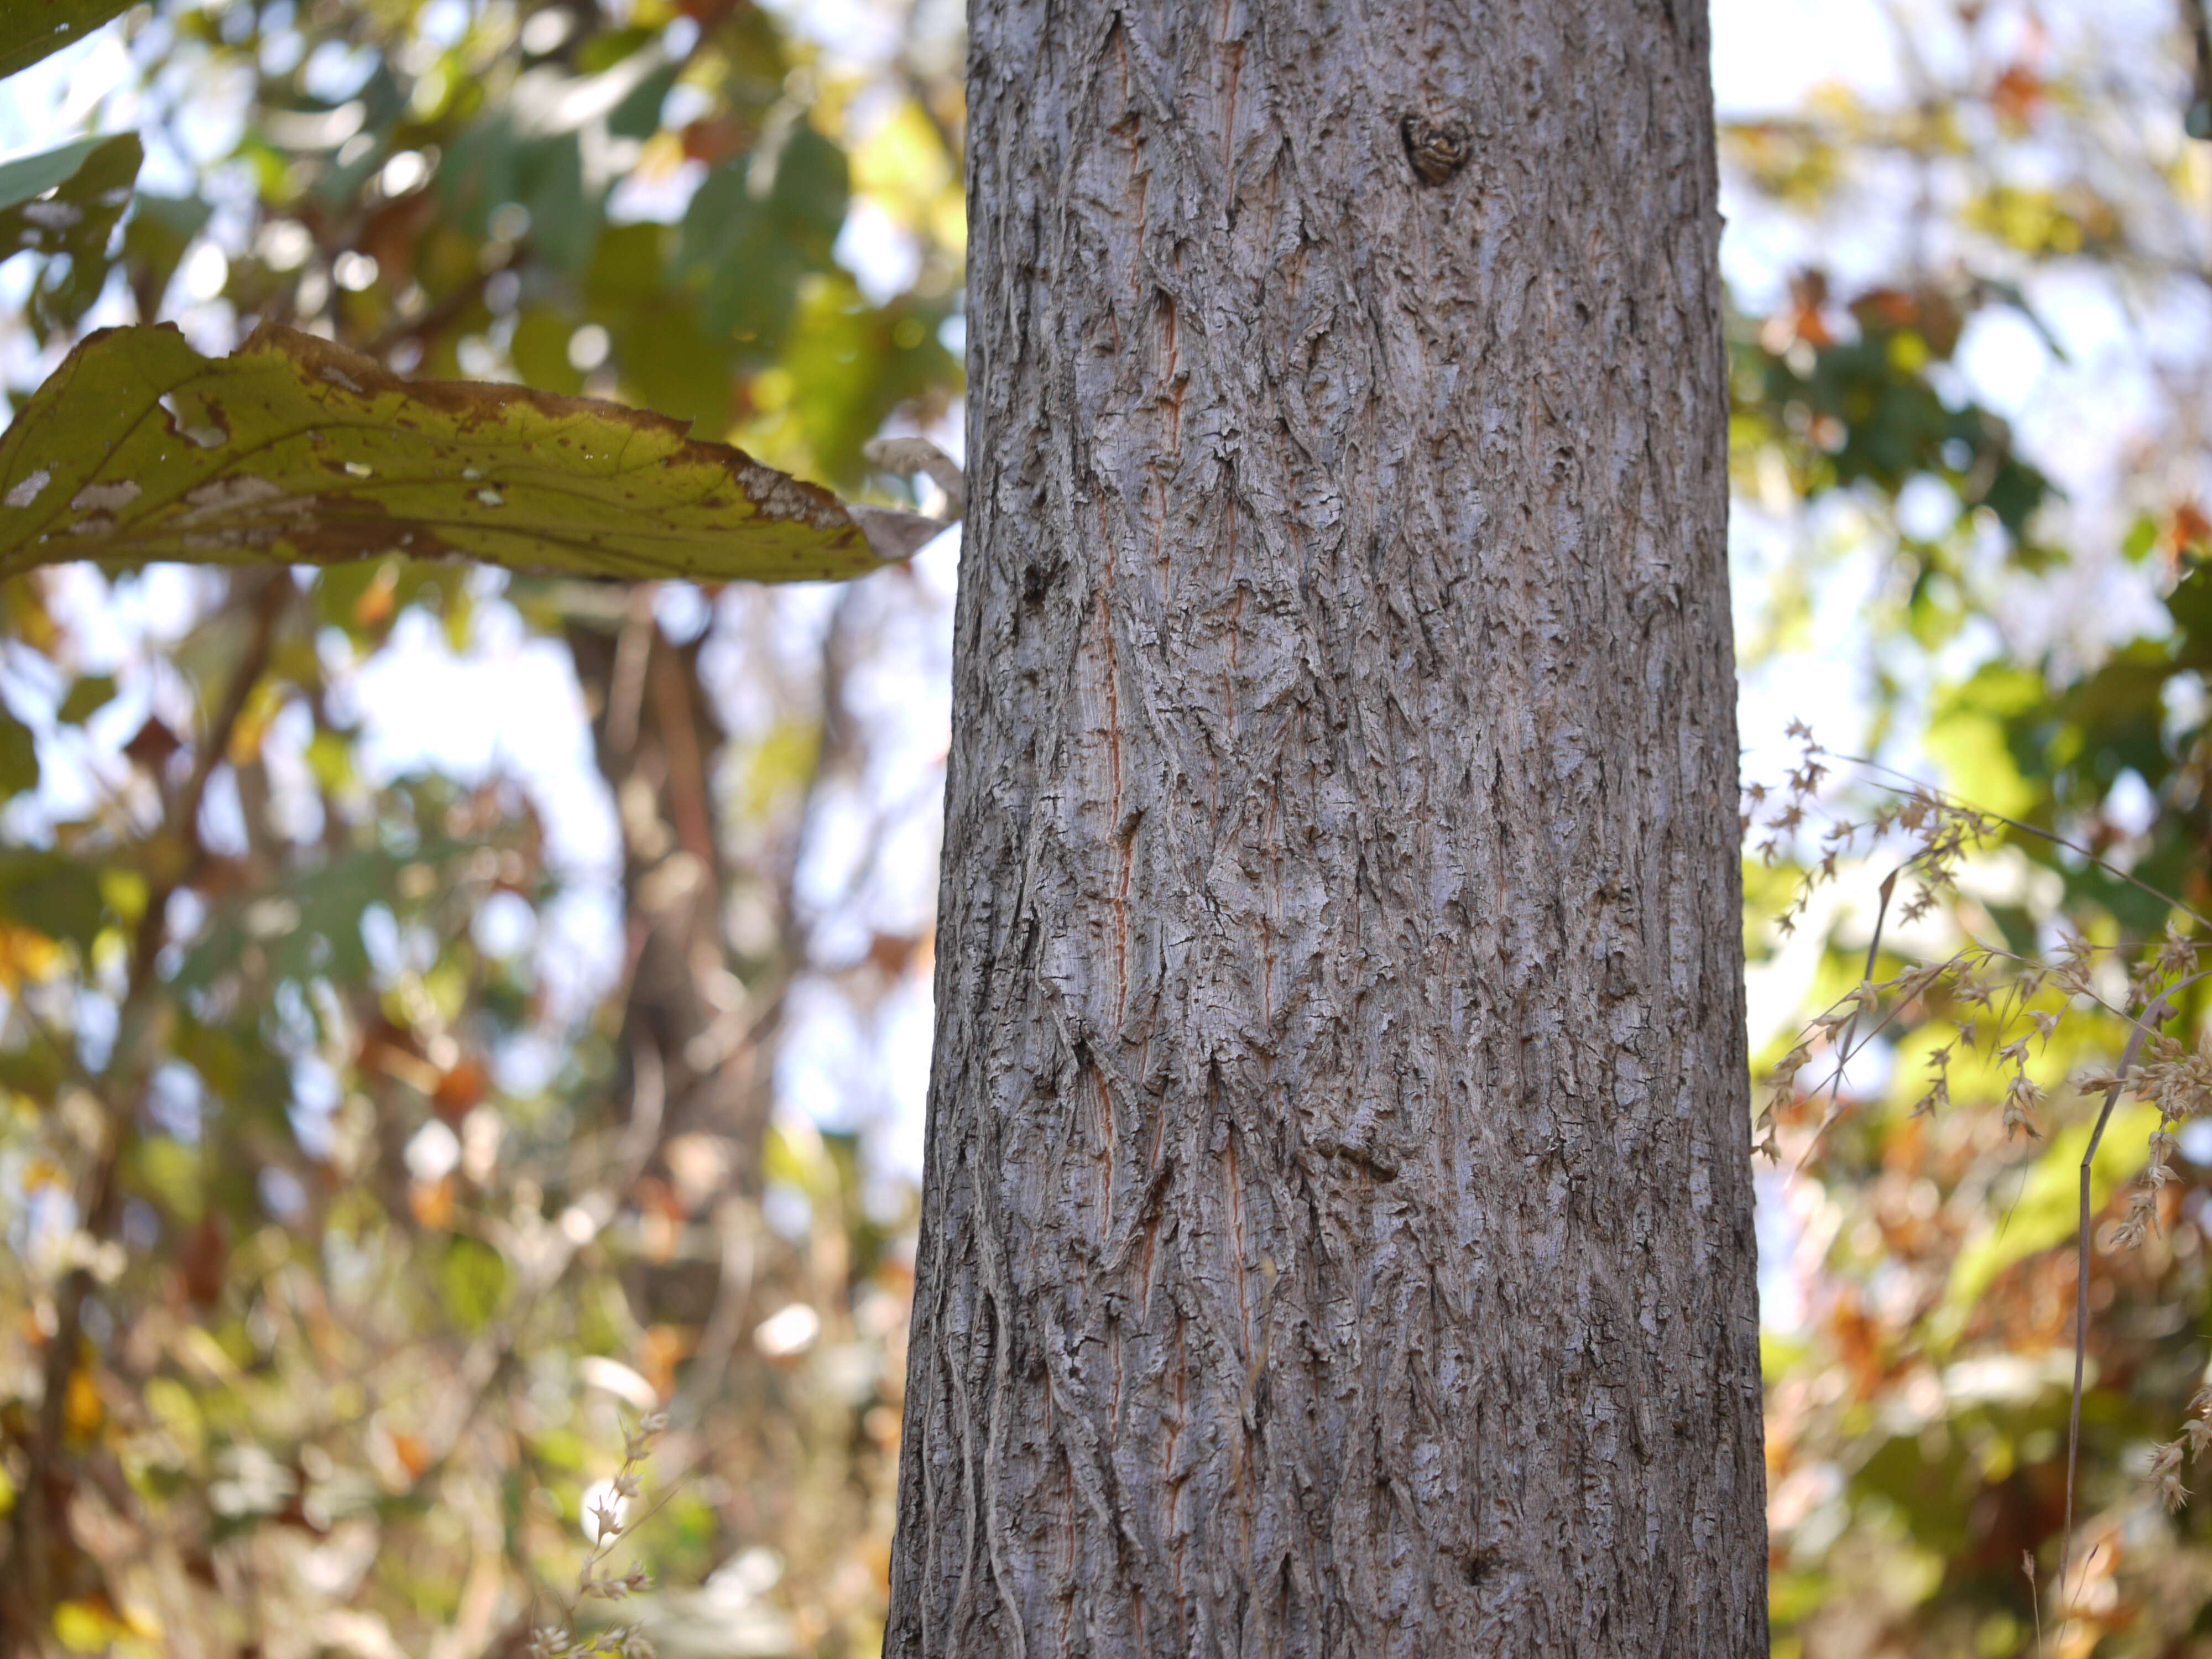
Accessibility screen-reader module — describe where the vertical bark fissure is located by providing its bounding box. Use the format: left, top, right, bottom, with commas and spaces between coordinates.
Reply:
892, 3, 1764, 1654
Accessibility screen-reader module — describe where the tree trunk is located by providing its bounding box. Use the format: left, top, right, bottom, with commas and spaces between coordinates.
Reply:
889, 3, 1763, 1655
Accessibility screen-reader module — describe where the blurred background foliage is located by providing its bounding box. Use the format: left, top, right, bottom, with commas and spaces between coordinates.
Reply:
1725, 5, 2212, 1657
0, 0, 2208, 1656
0, 0, 962, 1651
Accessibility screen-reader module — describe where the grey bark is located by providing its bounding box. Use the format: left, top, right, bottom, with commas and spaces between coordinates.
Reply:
889, 3, 1763, 1655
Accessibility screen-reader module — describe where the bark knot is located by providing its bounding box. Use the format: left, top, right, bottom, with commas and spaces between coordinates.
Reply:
1400, 114, 1470, 185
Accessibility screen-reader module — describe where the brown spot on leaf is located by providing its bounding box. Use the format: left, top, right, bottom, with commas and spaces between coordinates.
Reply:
0, 321, 900, 583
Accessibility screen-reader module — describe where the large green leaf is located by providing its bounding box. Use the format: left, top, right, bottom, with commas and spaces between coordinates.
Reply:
0, 133, 143, 340
120, 191, 211, 319
0, 135, 117, 212
0, 0, 133, 79
679, 129, 849, 347
0, 324, 942, 583
1, 133, 144, 280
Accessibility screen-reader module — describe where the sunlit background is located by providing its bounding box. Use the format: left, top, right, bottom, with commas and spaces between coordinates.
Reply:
0, 1, 2208, 1654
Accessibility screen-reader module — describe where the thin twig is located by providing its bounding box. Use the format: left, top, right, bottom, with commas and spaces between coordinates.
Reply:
1834, 750, 2212, 933
2057, 971, 2209, 1653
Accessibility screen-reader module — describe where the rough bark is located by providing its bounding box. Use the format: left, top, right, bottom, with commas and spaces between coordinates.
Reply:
889, 3, 1762, 1655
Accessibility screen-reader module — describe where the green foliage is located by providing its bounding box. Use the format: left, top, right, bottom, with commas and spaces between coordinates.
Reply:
0, 706, 38, 799
1729, 282, 2059, 622
117, 189, 210, 319
0, 0, 133, 78
677, 126, 848, 344
23, 1, 2206, 1655
1723, 14, 2212, 1655
0, 133, 143, 342
54, 671, 114, 723
0, 132, 127, 212
0, 0, 961, 1649
1966, 557, 2212, 933
0, 847, 104, 951
0, 323, 899, 583
438, 1233, 510, 1332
